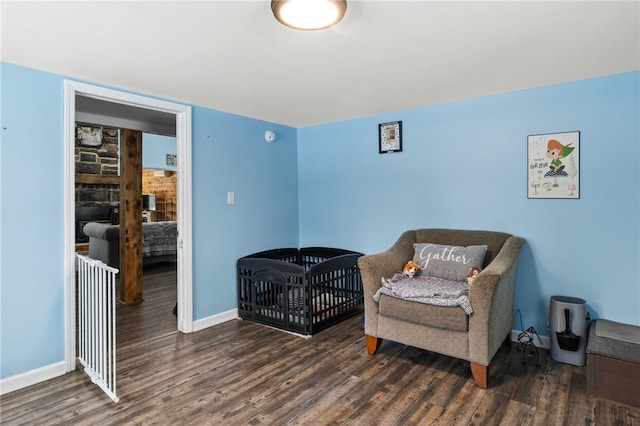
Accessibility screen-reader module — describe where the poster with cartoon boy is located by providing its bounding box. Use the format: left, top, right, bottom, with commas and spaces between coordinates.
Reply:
527, 131, 579, 199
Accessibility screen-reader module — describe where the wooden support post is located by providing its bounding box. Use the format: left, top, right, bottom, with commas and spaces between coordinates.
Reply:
119, 129, 144, 305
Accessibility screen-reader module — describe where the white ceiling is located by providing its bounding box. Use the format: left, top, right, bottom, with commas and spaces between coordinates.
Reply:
2, 1, 639, 128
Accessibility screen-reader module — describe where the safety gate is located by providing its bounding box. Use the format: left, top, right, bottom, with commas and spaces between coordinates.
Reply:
76, 254, 119, 402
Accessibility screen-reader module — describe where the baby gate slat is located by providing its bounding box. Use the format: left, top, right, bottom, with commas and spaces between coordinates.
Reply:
76, 254, 120, 403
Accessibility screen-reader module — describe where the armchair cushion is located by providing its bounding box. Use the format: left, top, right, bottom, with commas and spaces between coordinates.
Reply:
379, 294, 468, 332
413, 243, 487, 281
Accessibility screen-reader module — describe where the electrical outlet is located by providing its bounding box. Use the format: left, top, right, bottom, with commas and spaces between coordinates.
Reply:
227, 192, 235, 204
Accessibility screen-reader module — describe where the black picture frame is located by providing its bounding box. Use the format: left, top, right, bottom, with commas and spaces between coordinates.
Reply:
378, 121, 402, 154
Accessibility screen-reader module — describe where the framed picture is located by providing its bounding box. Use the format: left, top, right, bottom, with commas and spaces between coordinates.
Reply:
76, 126, 103, 147
166, 154, 177, 166
527, 131, 580, 199
379, 121, 402, 153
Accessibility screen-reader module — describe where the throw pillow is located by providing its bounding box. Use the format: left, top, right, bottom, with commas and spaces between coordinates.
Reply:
413, 243, 487, 281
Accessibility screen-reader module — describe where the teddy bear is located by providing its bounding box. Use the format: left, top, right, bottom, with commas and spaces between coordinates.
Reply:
402, 260, 421, 278
467, 266, 481, 285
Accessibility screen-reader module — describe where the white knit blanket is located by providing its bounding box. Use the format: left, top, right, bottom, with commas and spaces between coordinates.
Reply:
373, 273, 473, 315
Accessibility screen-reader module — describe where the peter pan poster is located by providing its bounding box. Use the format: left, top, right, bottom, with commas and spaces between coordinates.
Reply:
527, 131, 579, 199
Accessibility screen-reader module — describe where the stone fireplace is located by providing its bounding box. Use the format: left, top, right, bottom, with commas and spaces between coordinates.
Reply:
75, 125, 120, 243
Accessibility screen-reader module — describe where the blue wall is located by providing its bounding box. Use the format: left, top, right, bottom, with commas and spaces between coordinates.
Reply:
1, 61, 638, 382
190, 107, 298, 318
0, 62, 298, 379
1, 65, 66, 376
298, 71, 640, 336
143, 133, 177, 170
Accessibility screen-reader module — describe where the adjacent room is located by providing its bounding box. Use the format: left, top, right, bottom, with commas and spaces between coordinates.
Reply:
1, 1, 638, 424
75, 124, 179, 305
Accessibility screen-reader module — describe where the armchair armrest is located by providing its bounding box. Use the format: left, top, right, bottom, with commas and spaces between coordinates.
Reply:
468, 236, 525, 365
358, 230, 416, 335
83, 222, 119, 241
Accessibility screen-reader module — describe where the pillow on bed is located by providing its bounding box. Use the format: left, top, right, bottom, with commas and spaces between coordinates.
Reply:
413, 243, 487, 281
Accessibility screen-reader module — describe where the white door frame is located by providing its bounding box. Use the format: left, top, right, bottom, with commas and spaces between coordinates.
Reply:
63, 80, 193, 372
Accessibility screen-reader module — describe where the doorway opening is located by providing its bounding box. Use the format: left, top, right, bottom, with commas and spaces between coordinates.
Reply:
63, 80, 193, 373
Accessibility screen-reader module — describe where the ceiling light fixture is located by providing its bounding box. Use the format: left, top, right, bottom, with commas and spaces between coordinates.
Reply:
271, 0, 347, 31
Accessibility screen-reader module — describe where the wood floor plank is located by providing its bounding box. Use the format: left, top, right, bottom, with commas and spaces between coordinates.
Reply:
564, 367, 593, 425
531, 357, 572, 425
2, 262, 640, 425
496, 399, 536, 425
466, 390, 511, 425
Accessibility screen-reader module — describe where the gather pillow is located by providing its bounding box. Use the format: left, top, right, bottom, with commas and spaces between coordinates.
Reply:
413, 243, 487, 281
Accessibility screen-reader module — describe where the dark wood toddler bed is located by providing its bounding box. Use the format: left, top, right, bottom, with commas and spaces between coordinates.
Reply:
237, 247, 364, 336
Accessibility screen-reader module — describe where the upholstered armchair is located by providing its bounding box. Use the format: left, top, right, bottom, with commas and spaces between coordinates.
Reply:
358, 229, 524, 389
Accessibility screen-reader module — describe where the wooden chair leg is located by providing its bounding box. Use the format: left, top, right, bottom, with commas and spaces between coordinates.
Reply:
366, 335, 382, 355
470, 362, 489, 389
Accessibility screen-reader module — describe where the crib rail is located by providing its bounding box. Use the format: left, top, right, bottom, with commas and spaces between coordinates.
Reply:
308, 254, 364, 333
76, 254, 120, 403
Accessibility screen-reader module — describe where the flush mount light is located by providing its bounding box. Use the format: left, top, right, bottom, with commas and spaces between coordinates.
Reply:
271, 0, 347, 31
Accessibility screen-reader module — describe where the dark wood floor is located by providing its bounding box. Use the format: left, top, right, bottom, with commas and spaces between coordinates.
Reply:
2, 263, 639, 425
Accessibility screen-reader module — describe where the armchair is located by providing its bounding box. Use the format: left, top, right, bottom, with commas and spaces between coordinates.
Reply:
358, 228, 524, 389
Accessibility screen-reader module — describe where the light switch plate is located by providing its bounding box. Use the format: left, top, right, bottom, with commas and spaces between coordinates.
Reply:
227, 192, 235, 204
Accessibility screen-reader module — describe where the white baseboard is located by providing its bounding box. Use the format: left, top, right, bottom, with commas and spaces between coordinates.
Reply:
192, 308, 238, 332
0, 361, 67, 396
511, 329, 550, 350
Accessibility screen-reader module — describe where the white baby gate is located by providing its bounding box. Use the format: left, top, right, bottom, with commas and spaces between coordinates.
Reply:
76, 254, 120, 403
